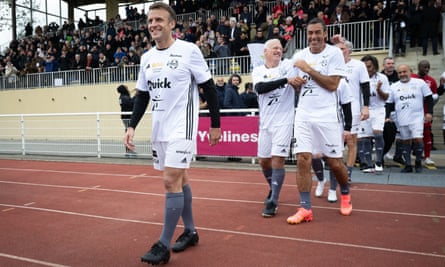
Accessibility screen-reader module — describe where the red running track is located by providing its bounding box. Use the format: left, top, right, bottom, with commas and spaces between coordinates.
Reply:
0, 159, 444, 267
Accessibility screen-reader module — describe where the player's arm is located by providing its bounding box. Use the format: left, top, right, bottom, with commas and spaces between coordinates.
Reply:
128, 90, 150, 129
125, 89, 150, 151
385, 102, 395, 120
424, 95, 434, 115
360, 81, 371, 106
294, 59, 341, 91
199, 78, 221, 146
341, 102, 352, 132
254, 78, 288, 94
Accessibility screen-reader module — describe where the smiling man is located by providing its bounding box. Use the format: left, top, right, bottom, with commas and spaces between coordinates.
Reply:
124, 2, 221, 265
286, 18, 352, 225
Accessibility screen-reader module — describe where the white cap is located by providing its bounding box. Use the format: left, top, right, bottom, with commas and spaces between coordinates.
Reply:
441, 72, 445, 79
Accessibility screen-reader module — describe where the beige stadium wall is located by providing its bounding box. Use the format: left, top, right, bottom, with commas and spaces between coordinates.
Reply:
0, 76, 255, 115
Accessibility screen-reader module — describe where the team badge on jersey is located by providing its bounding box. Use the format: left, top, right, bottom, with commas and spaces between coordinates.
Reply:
167, 59, 178, 70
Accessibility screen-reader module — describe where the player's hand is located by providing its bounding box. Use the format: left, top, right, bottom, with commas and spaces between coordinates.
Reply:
288, 76, 306, 92
343, 130, 352, 142
294, 59, 311, 73
361, 106, 369, 120
330, 34, 345, 44
425, 113, 433, 123
209, 127, 221, 146
124, 127, 135, 151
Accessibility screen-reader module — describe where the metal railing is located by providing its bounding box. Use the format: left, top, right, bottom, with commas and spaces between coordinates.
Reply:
1, 19, 391, 91
0, 111, 274, 163
0, 112, 152, 158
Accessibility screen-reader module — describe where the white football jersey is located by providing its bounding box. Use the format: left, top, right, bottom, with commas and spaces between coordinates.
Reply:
345, 59, 369, 115
136, 39, 212, 142
387, 77, 432, 126
252, 58, 296, 129
369, 72, 390, 109
291, 44, 347, 122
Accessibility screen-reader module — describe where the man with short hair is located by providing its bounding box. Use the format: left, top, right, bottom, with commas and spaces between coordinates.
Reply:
287, 18, 352, 225
386, 64, 433, 173
124, 3, 221, 265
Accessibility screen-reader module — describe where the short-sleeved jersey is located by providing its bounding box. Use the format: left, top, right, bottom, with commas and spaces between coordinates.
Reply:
337, 78, 353, 127
387, 77, 432, 126
291, 44, 347, 122
252, 58, 296, 129
345, 59, 369, 115
338, 78, 353, 105
136, 39, 211, 142
369, 72, 391, 109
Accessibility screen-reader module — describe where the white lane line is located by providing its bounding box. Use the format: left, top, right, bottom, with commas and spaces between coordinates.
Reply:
24, 202, 35, 206
0, 167, 161, 179
78, 185, 101, 193
0, 204, 444, 259
1, 166, 444, 196
0, 252, 70, 267
129, 173, 146, 179
1, 180, 444, 219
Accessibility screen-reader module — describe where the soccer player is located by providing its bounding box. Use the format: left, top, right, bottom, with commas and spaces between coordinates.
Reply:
360, 55, 390, 172
286, 18, 352, 225
251, 38, 299, 217
386, 64, 433, 173
124, 3, 221, 265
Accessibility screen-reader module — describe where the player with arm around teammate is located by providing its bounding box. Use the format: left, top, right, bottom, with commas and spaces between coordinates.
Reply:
251, 38, 300, 217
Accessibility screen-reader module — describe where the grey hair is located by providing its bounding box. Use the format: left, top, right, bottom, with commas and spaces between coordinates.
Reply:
344, 40, 353, 53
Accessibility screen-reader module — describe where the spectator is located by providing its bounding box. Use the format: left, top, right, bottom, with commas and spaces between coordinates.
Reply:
25, 22, 33, 37
228, 17, 241, 56
223, 73, 246, 115
240, 82, 258, 109
213, 36, 230, 75
254, 5, 268, 31
330, 5, 350, 24
392, 1, 408, 57
5, 61, 19, 80
58, 49, 72, 71
408, 0, 423, 48
214, 76, 226, 109
98, 52, 109, 68
44, 53, 58, 72
252, 28, 266, 43
239, 5, 253, 33
71, 53, 86, 70
420, 0, 441, 56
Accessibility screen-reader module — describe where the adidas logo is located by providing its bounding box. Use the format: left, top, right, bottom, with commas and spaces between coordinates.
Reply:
181, 157, 187, 163
281, 148, 287, 153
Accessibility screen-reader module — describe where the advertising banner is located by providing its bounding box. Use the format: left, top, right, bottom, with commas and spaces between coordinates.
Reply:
197, 116, 259, 156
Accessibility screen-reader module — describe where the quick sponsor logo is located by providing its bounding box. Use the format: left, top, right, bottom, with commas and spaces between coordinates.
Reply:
399, 94, 416, 101
148, 78, 172, 90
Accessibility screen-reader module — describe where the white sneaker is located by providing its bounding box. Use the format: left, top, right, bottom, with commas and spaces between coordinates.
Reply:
375, 164, 383, 172
328, 189, 337, 203
362, 167, 375, 173
384, 152, 393, 161
424, 157, 435, 165
315, 179, 326, 197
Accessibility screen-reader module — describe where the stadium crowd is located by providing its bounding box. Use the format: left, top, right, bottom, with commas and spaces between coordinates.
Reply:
0, 0, 442, 79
